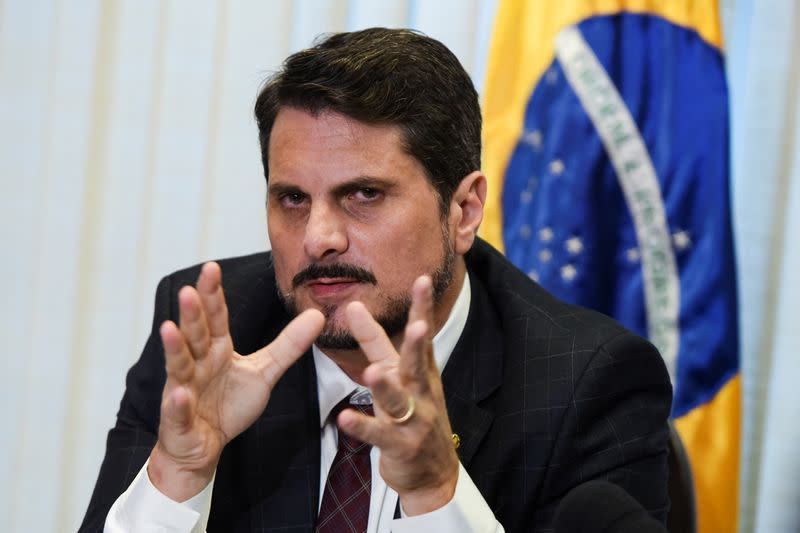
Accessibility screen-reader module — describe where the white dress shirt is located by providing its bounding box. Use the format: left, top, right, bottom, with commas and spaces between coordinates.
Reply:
105, 275, 504, 532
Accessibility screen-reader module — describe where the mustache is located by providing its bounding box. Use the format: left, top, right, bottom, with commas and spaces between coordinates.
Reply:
291, 263, 377, 288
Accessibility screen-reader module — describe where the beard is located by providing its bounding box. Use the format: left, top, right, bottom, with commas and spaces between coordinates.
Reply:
276, 228, 455, 350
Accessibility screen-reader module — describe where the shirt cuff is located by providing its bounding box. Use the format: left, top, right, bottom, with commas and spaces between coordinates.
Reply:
104, 459, 215, 533
391, 463, 504, 533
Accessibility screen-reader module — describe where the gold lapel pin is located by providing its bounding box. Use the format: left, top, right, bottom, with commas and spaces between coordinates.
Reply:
452, 433, 461, 450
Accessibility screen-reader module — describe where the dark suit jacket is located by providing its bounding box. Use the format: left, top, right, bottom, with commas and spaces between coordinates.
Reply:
80, 238, 672, 532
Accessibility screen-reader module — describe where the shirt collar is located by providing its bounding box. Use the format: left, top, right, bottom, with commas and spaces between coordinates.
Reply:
313, 274, 472, 427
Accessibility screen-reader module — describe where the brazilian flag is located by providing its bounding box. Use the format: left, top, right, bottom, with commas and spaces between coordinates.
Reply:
482, 2, 740, 532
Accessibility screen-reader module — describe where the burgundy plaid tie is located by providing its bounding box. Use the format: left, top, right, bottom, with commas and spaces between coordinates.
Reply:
316, 397, 374, 533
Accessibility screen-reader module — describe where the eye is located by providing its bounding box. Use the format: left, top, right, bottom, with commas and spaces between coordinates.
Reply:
279, 191, 307, 207
352, 187, 381, 202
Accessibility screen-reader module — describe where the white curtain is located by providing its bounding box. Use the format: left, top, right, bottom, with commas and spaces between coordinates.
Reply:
723, 0, 800, 531
0, 1, 497, 530
3, 1, 799, 532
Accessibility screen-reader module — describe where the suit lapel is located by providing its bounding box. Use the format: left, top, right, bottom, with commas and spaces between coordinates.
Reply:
442, 270, 503, 466
255, 350, 321, 527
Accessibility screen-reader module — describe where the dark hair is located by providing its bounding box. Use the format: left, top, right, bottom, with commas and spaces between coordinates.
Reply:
254, 27, 481, 211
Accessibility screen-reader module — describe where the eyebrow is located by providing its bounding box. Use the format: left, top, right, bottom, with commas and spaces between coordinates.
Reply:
268, 176, 398, 197
330, 176, 397, 196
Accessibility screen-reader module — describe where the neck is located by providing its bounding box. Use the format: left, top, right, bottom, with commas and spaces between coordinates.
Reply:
325, 259, 467, 384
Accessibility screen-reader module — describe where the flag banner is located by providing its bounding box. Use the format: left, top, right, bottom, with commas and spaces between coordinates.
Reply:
482, 2, 740, 532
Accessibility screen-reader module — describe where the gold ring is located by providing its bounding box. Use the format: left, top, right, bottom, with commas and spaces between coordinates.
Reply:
391, 396, 416, 424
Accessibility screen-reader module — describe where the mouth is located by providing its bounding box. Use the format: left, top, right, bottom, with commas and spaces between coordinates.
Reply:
291, 263, 376, 305
305, 278, 363, 300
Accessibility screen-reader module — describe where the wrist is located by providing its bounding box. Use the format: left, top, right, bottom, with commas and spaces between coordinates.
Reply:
398, 474, 458, 516
148, 441, 218, 502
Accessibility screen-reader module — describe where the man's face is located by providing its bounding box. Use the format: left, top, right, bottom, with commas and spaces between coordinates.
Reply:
267, 107, 455, 350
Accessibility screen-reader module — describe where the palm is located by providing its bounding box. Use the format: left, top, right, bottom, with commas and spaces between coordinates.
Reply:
156, 262, 323, 477
203, 351, 289, 444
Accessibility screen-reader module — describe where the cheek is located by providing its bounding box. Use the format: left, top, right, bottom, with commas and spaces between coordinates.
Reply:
269, 217, 299, 260
268, 238, 298, 292
269, 257, 291, 298
355, 213, 444, 279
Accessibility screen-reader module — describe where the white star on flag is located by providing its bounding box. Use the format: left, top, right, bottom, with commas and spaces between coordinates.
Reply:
523, 129, 543, 150
565, 236, 583, 255
673, 230, 692, 251
560, 264, 577, 281
549, 159, 565, 175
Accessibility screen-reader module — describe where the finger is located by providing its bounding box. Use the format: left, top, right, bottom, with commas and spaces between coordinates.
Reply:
399, 277, 434, 382
196, 262, 229, 340
161, 320, 194, 383
160, 384, 195, 433
256, 308, 325, 388
345, 301, 399, 364
178, 285, 211, 360
337, 408, 393, 450
363, 359, 412, 419
406, 275, 434, 337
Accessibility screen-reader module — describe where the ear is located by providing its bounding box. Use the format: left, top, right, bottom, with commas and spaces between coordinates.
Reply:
448, 171, 487, 255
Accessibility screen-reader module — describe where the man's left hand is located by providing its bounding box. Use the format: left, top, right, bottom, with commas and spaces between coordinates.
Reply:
337, 275, 460, 516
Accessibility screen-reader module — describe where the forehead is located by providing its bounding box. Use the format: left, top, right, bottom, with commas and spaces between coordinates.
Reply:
267, 107, 427, 188
271, 106, 397, 144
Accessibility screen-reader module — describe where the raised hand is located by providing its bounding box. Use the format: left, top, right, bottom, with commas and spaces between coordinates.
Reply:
337, 275, 460, 515
148, 262, 324, 501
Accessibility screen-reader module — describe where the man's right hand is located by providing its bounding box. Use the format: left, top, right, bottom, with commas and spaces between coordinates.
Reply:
148, 262, 324, 502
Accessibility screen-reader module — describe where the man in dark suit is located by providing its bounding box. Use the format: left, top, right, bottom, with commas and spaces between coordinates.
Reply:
80, 28, 671, 532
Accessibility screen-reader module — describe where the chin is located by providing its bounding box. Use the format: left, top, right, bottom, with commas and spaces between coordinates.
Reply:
315, 329, 360, 351
313, 309, 359, 349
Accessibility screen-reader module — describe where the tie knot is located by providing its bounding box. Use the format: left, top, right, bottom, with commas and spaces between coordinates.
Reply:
330, 396, 373, 454
330, 394, 374, 418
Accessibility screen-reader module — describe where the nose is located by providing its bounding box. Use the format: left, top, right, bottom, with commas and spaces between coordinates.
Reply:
303, 201, 348, 260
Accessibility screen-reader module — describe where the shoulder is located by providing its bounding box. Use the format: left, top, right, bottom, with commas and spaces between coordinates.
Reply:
465, 238, 670, 401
